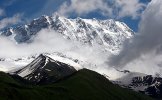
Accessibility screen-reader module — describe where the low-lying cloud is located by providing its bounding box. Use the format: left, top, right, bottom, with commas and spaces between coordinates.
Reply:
0, 28, 118, 79
0, 29, 111, 74
0, 29, 74, 57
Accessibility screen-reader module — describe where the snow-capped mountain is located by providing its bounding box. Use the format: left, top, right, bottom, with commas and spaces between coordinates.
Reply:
113, 71, 162, 98
0, 52, 81, 72
13, 54, 77, 84
0, 14, 135, 76
1, 13, 162, 98
0, 14, 134, 53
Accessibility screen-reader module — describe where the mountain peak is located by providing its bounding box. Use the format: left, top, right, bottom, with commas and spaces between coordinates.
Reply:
14, 54, 77, 84
0, 14, 134, 53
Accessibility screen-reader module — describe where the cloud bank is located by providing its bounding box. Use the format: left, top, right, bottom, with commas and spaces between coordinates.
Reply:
0, 29, 72, 57
109, 0, 162, 76
0, 28, 116, 78
0, 29, 110, 66
58, 0, 145, 19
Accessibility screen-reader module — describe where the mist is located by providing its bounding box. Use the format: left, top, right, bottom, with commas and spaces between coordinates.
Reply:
0, 29, 73, 58
0, 28, 119, 78
0, 29, 110, 63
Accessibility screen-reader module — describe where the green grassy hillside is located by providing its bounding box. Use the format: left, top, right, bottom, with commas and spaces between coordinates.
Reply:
0, 69, 153, 100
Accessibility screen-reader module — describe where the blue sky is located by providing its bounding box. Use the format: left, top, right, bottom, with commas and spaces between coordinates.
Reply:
0, 0, 151, 32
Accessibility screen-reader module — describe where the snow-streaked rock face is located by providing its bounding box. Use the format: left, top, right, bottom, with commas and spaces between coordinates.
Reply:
1, 52, 81, 73
0, 14, 134, 53
14, 54, 77, 84
113, 71, 162, 98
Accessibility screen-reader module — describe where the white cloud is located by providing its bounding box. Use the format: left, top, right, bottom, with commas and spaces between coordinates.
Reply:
0, 29, 109, 62
0, 14, 22, 29
57, 0, 146, 19
0, 29, 119, 79
115, 0, 146, 19
58, 0, 112, 17
109, 0, 162, 76
0, 29, 72, 57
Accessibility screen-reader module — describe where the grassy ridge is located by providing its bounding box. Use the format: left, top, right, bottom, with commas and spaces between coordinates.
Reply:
0, 69, 154, 100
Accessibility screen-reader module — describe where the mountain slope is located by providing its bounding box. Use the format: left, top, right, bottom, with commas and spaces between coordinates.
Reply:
14, 54, 77, 84
0, 69, 153, 100
0, 14, 134, 53
0, 52, 81, 72
114, 71, 162, 99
